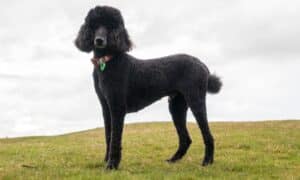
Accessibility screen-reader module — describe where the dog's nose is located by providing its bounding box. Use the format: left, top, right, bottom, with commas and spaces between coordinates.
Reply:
94, 37, 105, 46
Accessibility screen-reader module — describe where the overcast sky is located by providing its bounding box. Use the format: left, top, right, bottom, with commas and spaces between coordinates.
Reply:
0, 0, 299, 137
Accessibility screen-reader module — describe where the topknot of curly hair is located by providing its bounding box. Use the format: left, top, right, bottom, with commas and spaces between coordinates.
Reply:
85, 6, 125, 29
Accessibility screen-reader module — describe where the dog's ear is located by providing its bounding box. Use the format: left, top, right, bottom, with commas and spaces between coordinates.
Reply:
108, 26, 132, 53
74, 23, 94, 53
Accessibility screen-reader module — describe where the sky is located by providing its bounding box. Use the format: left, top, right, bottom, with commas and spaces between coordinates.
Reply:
0, 0, 299, 137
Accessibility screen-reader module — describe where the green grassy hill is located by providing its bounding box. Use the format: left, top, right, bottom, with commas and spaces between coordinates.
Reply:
0, 121, 299, 179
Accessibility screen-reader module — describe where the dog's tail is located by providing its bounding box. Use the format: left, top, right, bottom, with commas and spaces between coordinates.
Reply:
207, 74, 222, 94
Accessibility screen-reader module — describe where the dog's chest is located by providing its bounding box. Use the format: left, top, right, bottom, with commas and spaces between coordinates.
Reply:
95, 67, 128, 96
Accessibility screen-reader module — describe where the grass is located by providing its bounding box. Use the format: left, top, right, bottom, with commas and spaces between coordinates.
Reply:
0, 120, 299, 179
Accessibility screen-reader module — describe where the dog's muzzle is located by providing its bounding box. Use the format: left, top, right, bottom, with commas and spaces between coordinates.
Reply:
94, 37, 107, 48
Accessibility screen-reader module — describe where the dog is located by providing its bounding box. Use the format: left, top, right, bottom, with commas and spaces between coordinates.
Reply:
74, 6, 222, 169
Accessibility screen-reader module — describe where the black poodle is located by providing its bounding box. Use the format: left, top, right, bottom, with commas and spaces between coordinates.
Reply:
75, 6, 222, 170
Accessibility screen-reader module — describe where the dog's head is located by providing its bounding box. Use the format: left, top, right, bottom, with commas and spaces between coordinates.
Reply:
74, 6, 132, 57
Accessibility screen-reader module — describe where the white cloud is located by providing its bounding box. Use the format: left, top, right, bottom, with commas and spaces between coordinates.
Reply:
0, 0, 299, 137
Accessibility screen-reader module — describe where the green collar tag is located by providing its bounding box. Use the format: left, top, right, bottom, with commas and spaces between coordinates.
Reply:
99, 59, 106, 71
100, 62, 106, 71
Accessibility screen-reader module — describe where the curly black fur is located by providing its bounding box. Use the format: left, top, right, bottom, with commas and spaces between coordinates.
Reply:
74, 6, 222, 170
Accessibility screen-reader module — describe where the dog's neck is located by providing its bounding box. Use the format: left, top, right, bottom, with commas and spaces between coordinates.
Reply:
91, 55, 113, 68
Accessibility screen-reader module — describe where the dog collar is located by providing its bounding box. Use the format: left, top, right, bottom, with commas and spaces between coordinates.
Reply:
91, 55, 113, 71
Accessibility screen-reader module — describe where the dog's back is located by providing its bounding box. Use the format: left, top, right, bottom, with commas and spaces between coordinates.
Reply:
125, 53, 217, 113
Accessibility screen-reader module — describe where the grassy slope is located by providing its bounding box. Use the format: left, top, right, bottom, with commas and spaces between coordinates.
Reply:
0, 121, 299, 180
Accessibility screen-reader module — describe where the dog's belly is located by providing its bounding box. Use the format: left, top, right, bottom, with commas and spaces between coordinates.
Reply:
125, 91, 169, 113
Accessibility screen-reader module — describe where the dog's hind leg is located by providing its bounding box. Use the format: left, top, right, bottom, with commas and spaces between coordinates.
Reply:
184, 88, 214, 166
167, 94, 192, 163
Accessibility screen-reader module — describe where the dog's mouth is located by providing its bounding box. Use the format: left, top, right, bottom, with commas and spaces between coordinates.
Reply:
93, 46, 106, 59
94, 44, 106, 49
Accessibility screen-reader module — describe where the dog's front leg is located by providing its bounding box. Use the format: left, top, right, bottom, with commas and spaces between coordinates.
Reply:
100, 100, 111, 162
92, 70, 112, 162
106, 104, 125, 170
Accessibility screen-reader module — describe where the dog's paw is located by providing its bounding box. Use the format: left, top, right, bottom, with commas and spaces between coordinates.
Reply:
106, 159, 119, 170
166, 159, 174, 163
201, 156, 214, 166
104, 154, 109, 162
166, 158, 178, 164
